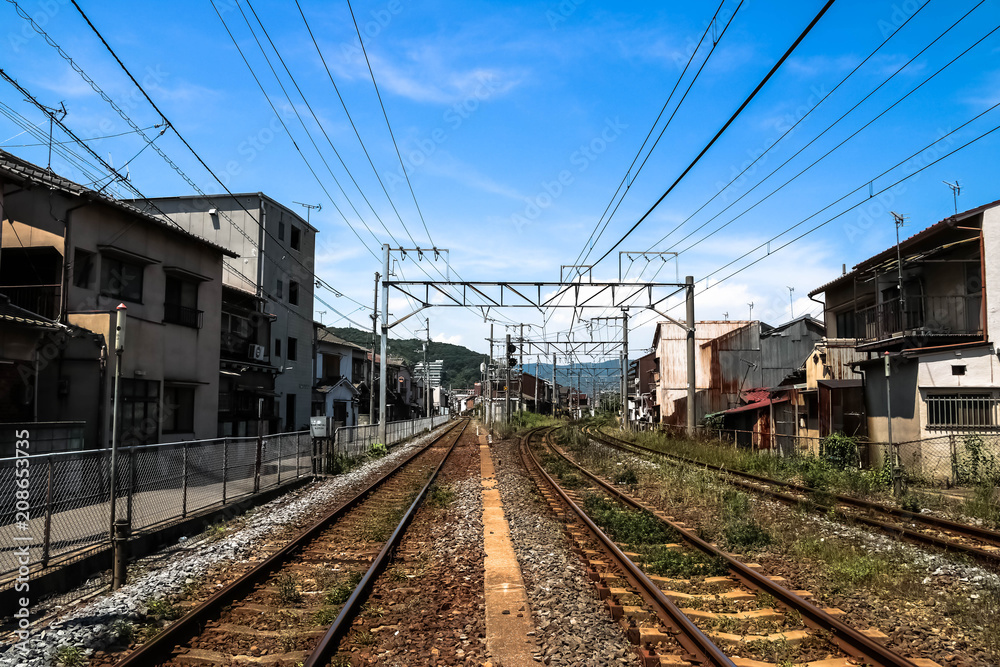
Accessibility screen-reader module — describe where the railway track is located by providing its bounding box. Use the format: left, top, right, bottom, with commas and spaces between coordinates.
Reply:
524, 427, 938, 667
584, 426, 1000, 569
108, 418, 470, 667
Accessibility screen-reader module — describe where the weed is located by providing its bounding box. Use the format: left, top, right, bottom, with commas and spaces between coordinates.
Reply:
330, 657, 352, 667
369, 442, 388, 458
314, 606, 340, 625
326, 453, 360, 476
144, 597, 181, 620
354, 630, 378, 646
361, 603, 385, 618
900, 493, 922, 513
582, 493, 675, 545
723, 520, 772, 551
427, 484, 455, 508
52, 645, 86, 667
963, 482, 1000, 527
325, 571, 363, 605
109, 619, 136, 645
639, 545, 728, 578
755, 591, 776, 609
612, 466, 639, 486
275, 571, 303, 604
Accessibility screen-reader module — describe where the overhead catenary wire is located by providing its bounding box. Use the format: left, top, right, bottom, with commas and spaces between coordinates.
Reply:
586, 0, 837, 270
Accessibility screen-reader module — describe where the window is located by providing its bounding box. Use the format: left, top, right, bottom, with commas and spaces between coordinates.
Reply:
835, 310, 858, 339
287, 337, 298, 361
276, 279, 283, 300
290, 226, 301, 250
926, 393, 997, 430
274, 338, 282, 357
101, 256, 144, 302
119, 379, 159, 445
285, 393, 297, 430
163, 385, 196, 433
164, 276, 202, 328
278, 220, 285, 241
73, 249, 95, 288
289, 280, 299, 305
952, 365, 967, 376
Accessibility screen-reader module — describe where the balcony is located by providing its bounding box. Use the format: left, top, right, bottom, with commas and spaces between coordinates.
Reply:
855, 295, 983, 349
0, 284, 61, 320
163, 302, 204, 328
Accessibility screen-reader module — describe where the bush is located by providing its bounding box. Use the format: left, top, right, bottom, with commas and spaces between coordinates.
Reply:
820, 433, 860, 470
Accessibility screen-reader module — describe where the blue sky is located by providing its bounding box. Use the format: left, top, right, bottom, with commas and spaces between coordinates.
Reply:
2, 0, 999, 361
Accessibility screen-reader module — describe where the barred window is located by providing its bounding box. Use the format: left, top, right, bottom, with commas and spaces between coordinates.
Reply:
926, 393, 997, 430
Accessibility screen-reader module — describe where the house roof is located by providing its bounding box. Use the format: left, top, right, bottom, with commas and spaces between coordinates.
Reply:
0, 296, 65, 330
0, 150, 238, 258
316, 327, 368, 351
315, 376, 359, 396
809, 198, 1000, 297
136, 192, 319, 232
724, 396, 789, 415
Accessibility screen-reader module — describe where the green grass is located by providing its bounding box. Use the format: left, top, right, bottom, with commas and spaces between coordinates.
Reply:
52, 645, 87, 667
275, 571, 303, 604
582, 493, 676, 545
636, 545, 728, 578
144, 597, 180, 620
426, 483, 456, 508
324, 571, 364, 605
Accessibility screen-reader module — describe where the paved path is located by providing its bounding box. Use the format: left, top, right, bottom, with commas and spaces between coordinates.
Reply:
481, 428, 538, 666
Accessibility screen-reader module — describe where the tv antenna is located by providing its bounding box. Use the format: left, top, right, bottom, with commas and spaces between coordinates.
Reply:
748, 302, 754, 321
37, 100, 67, 171
942, 181, 960, 215
293, 201, 322, 224
787, 286, 795, 319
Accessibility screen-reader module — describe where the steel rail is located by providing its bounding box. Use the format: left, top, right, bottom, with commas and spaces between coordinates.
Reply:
588, 427, 1000, 567
306, 418, 470, 665
546, 429, 921, 667
114, 418, 465, 667
520, 428, 736, 667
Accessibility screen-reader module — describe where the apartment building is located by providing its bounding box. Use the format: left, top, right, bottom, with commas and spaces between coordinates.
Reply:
131, 193, 317, 432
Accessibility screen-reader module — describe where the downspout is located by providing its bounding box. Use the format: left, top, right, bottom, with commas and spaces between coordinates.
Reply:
60, 199, 92, 322
979, 224, 987, 344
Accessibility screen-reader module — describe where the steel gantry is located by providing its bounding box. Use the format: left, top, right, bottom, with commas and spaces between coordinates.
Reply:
376, 245, 698, 445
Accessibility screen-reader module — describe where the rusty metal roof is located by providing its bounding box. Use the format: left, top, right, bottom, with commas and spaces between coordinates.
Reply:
0, 149, 238, 258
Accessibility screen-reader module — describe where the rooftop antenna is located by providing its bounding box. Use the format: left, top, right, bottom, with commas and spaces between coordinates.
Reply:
748, 302, 754, 321
891, 211, 907, 310
723, 311, 729, 321
293, 201, 322, 225
942, 181, 960, 215
787, 286, 795, 319
36, 100, 67, 171
317, 310, 326, 325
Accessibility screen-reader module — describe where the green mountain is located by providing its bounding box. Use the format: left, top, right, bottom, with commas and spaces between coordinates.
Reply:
327, 327, 488, 390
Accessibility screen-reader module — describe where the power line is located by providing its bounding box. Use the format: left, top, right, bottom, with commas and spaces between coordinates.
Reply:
588, 0, 837, 269
571, 0, 743, 270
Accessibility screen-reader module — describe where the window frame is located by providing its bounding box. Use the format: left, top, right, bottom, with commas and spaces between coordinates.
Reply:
100, 255, 145, 303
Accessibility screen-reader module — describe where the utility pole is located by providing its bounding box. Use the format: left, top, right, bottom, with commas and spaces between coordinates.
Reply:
505, 333, 512, 424
110, 303, 127, 590
552, 353, 557, 417
534, 355, 539, 413
369, 271, 379, 426
686, 276, 697, 437
488, 323, 494, 429
518, 323, 524, 413
621, 309, 629, 431
378, 246, 389, 447
423, 318, 431, 418
892, 212, 907, 312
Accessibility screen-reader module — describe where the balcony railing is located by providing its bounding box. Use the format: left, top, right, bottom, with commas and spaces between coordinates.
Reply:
163, 302, 204, 329
855, 295, 982, 345
0, 284, 61, 320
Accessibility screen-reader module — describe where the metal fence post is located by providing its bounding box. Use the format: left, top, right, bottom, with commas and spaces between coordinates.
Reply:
222, 438, 228, 505
181, 442, 188, 518
277, 435, 283, 485
42, 456, 53, 567
126, 447, 135, 529
949, 434, 958, 486
295, 433, 301, 478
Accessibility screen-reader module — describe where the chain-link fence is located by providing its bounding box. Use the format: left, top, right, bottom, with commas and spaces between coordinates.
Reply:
656, 424, 1000, 487
0, 431, 310, 590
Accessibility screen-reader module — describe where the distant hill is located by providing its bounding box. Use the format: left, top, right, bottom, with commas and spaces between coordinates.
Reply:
327, 327, 488, 390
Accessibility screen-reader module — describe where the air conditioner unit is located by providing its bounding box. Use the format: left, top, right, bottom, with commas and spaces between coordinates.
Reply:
248, 344, 265, 361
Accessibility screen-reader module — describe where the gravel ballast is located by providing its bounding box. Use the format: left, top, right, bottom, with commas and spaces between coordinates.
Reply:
0, 425, 453, 667
489, 433, 635, 666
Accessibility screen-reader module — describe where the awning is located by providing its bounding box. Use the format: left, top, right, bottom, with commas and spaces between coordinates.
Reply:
724, 396, 789, 415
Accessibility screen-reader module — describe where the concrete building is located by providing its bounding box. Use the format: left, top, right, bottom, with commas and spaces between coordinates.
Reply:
131, 193, 317, 432
0, 150, 234, 448
219, 285, 278, 437
313, 327, 369, 427
414, 359, 444, 387
810, 200, 1000, 478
